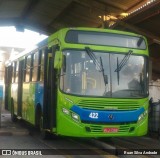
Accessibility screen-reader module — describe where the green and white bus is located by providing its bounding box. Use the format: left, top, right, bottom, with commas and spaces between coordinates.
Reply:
5, 27, 149, 137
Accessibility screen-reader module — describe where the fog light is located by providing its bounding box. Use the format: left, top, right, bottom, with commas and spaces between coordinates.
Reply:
129, 127, 135, 132
85, 127, 91, 132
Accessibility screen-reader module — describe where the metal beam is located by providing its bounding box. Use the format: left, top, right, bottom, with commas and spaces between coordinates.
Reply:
94, 0, 125, 12
48, 0, 73, 27
122, 0, 160, 22
15, 0, 41, 32
129, 7, 160, 25
111, 2, 159, 25
110, 0, 160, 46
69, 13, 101, 25
21, 20, 57, 35
0, 18, 20, 26
111, 20, 160, 45
73, 0, 106, 15
48, 0, 101, 28
21, 0, 40, 19
126, 0, 146, 12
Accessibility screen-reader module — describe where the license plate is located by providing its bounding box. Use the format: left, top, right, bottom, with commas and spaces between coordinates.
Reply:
103, 127, 119, 133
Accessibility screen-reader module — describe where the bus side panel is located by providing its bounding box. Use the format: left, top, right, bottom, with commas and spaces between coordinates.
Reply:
35, 82, 44, 111
22, 82, 36, 124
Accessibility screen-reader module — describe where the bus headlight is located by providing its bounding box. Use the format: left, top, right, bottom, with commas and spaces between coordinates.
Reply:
71, 112, 79, 122
62, 107, 80, 122
62, 108, 70, 115
138, 110, 148, 122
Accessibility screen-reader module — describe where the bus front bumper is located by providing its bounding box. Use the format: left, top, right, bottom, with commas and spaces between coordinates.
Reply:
55, 111, 148, 137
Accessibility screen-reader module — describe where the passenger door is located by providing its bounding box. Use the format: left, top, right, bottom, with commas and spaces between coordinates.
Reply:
43, 46, 57, 130
4, 66, 12, 110
17, 60, 24, 117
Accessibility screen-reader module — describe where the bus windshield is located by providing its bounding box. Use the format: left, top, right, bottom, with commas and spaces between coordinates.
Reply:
60, 50, 148, 98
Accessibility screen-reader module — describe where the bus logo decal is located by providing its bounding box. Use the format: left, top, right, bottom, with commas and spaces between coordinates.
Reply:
108, 114, 114, 120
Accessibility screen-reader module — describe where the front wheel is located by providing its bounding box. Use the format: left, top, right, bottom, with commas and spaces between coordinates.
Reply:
39, 116, 51, 139
35, 108, 50, 139
11, 99, 17, 122
35, 107, 57, 139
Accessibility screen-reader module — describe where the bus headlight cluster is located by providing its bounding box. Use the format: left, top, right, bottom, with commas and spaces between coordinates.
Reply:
62, 108, 70, 115
138, 110, 148, 122
62, 108, 80, 122
71, 112, 79, 122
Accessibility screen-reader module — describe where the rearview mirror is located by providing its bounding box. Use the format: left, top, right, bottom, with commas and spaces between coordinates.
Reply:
54, 51, 63, 69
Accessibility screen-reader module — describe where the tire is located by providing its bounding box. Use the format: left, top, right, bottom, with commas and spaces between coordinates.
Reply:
35, 105, 42, 130
39, 116, 51, 139
35, 106, 51, 139
11, 98, 17, 122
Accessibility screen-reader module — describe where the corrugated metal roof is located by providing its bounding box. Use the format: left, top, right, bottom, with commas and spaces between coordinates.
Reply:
0, 0, 156, 34
0, 0, 159, 78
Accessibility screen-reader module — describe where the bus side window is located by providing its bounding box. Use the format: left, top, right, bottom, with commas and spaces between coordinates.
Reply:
32, 52, 39, 82
39, 50, 44, 81
25, 55, 32, 82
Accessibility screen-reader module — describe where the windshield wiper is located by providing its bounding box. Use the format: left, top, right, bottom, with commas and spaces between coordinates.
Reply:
116, 57, 120, 85
137, 36, 143, 47
114, 50, 133, 72
114, 50, 133, 85
100, 56, 108, 85
85, 47, 108, 85
85, 47, 102, 71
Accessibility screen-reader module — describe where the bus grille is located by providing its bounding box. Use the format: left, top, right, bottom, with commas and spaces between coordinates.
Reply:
90, 125, 131, 133
77, 99, 140, 110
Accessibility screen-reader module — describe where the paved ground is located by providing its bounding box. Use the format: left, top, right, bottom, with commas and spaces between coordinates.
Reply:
0, 109, 29, 136
0, 107, 159, 158
0, 109, 105, 158
0, 108, 65, 158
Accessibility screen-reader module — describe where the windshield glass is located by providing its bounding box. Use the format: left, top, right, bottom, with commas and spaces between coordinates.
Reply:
60, 50, 148, 98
